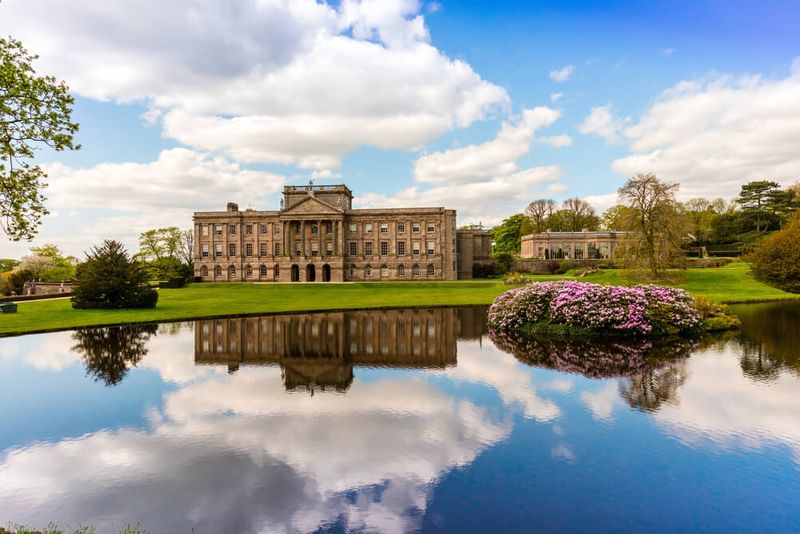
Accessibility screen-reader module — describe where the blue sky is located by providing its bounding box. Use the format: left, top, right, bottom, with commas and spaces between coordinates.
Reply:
1, 0, 799, 257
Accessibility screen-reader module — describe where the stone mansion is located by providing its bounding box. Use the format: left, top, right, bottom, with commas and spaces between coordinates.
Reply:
193, 184, 491, 282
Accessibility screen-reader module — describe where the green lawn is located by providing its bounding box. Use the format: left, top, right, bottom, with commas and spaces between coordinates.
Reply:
1, 262, 797, 336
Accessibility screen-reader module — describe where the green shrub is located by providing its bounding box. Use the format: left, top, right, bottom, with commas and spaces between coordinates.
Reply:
493, 252, 513, 275
692, 295, 741, 331
503, 273, 529, 286
748, 217, 800, 293
72, 240, 159, 309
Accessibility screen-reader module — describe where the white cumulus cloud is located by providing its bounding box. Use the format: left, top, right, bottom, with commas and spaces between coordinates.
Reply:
579, 104, 629, 143
0, 0, 508, 169
612, 60, 800, 198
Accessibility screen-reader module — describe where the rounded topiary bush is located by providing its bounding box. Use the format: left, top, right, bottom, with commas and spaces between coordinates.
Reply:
488, 281, 702, 337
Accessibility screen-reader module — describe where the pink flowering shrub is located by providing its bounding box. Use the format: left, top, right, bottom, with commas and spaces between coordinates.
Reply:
488, 281, 702, 337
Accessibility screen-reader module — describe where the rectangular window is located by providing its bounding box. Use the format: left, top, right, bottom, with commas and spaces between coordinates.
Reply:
326, 222, 333, 233
202, 225, 209, 237
412, 223, 420, 233
326, 242, 333, 255
380, 241, 388, 256
215, 225, 223, 236
380, 223, 388, 233
311, 223, 318, 234
215, 244, 223, 257
349, 242, 357, 256
427, 241, 435, 255
274, 242, 281, 255
311, 242, 319, 256
245, 224, 253, 235
245, 243, 253, 256
229, 243, 236, 256
201, 244, 209, 257
412, 242, 420, 255
397, 222, 405, 233
260, 243, 268, 256
260, 224, 267, 234
365, 223, 373, 234
397, 241, 406, 256
295, 242, 302, 256
229, 224, 236, 235
427, 222, 435, 233
275, 225, 281, 235
365, 242, 373, 255
349, 223, 357, 233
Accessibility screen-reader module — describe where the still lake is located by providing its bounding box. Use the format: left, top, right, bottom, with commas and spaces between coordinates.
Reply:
1, 303, 799, 532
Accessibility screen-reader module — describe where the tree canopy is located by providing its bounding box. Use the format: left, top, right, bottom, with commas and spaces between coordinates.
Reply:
1, 37, 79, 241
617, 173, 688, 276
135, 226, 193, 279
492, 213, 527, 256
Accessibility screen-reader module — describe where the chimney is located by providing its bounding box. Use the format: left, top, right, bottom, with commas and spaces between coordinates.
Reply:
227, 202, 239, 212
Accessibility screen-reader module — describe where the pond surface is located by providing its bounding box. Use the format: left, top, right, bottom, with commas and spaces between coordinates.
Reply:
1, 303, 799, 533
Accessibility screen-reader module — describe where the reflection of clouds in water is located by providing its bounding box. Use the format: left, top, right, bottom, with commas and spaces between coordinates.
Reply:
581, 382, 619, 422
443, 340, 561, 421
0, 368, 510, 532
655, 343, 800, 464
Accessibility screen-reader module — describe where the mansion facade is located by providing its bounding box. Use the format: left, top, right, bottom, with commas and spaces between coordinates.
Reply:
193, 184, 491, 282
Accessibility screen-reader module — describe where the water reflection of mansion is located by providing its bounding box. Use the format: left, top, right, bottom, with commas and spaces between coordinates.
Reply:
194, 308, 488, 392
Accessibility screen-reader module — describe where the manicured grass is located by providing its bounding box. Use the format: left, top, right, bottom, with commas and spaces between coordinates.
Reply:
1, 262, 797, 336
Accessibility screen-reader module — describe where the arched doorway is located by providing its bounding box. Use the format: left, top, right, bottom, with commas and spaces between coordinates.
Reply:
322, 264, 331, 282
291, 264, 300, 282
306, 264, 316, 282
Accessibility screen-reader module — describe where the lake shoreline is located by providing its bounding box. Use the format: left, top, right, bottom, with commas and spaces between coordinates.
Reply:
2, 263, 798, 337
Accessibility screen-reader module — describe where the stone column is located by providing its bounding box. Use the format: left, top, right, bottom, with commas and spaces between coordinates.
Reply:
300, 221, 306, 258
337, 220, 344, 256
318, 219, 323, 259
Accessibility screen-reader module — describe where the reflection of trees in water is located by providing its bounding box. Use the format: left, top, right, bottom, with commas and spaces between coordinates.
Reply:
71, 325, 158, 386
618, 362, 689, 412
489, 328, 696, 379
733, 302, 800, 380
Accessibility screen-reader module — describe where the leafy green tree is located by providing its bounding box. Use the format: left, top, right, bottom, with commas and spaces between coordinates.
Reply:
617, 173, 689, 276
1, 37, 79, 241
135, 226, 193, 279
492, 214, 527, 255
683, 198, 727, 245
72, 240, 158, 309
748, 216, 800, 293
0, 258, 17, 271
600, 205, 636, 231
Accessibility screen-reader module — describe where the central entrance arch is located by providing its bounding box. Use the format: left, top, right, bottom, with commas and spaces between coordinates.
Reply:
322, 264, 331, 282
291, 264, 300, 282
306, 264, 316, 282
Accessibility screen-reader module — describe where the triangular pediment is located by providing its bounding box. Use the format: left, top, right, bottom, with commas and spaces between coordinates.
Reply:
281, 195, 343, 216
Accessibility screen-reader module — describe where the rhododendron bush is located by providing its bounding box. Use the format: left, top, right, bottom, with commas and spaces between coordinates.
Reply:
488, 281, 702, 337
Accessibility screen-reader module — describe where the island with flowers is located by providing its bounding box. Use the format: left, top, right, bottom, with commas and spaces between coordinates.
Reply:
487, 281, 740, 339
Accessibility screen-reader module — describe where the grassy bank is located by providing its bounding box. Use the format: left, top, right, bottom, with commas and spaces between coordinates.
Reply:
1, 263, 797, 336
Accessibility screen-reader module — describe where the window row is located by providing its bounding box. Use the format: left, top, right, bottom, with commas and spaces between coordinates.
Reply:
202, 243, 283, 257
199, 264, 281, 278
201, 223, 285, 237
348, 241, 436, 256
348, 264, 436, 278
347, 221, 437, 234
